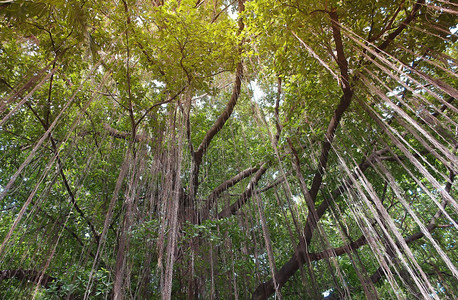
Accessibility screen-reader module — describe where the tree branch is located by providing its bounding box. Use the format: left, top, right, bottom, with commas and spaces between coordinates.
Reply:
190, 0, 246, 196
217, 164, 268, 219
0, 269, 56, 288
256, 175, 287, 194
308, 9, 353, 203
252, 1, 426, 295
377, 0, 425, 52
308, 235, 367, 261
368, 1, 405, 42
251, 148, 389, 298
252, 10, 354, 298
370, 170, 455, 284
103, 123, 153, 143
135, 86, 186, 127
25, 103, 100, 243
191, 61, 243, 194
204, 166, 259, 212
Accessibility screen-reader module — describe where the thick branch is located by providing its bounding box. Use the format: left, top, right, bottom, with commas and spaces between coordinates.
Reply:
308, 9, 353, 202
251, 149, 387, 299
0, 269, 56, 288
193, 56, 243, 157
205, 166, 259, 212
252, 11, 354, 299
190, 0, 245, 196
308, 235, 367, 261
103, 123, 152, 143
253, 2, 426, 296
377, 0, 425, 51
217, 164, 268, 219
274, 75, 282, 145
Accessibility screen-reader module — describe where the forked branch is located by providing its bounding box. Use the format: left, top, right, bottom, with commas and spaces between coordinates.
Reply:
204, 166, 259, 213
217, 164, 268, 219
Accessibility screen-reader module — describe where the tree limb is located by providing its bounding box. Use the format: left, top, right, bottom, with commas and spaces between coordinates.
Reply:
252, 1, 426, 296
191, 61, 244, 194
251, 148, 388, 299
370, 170, 455, 284
135, 86, 186, 127
377, 0, 425, 52
205, 166, 259, 212
308, 235, 367, 261
0, 269, 56, 288
103, 124, 152, 143
368, 1, 405, 42
217, 164, 268, 219
25, 103, 100, 243
190, 0, 246, 196
256, 175, 287, 194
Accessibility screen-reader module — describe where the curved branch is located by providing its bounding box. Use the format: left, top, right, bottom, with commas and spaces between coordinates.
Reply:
256, 175, 287, 194
253, 10, 354, 298
190, 0, 246, 196
135, 86, 186, 127
193, 47, 244, 160
308, 9, 353, 203
370, 170, 455, 284
308, 205, 451, 263
25, 103, 100, 243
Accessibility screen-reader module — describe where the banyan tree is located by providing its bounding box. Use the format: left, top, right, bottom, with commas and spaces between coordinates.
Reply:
0, 0, 456, 299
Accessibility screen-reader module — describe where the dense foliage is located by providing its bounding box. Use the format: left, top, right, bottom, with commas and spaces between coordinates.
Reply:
0, 0, 456, 299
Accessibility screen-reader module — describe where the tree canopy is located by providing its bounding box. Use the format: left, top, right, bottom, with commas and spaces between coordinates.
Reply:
0, 0, 456, 299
